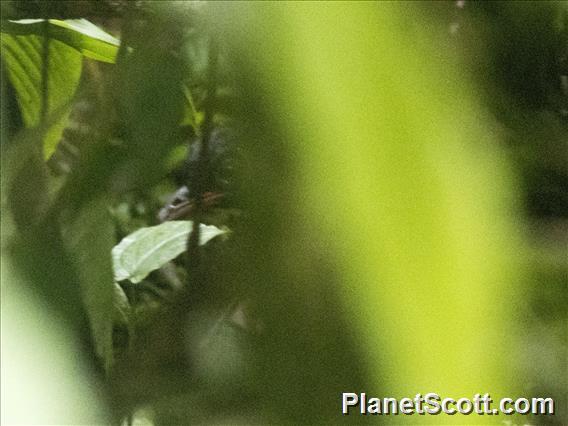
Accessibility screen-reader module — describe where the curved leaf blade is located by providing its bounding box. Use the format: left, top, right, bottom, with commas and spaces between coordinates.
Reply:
1, 19, 119, 63
112, 221, 226, 284
1, 32, 82, 158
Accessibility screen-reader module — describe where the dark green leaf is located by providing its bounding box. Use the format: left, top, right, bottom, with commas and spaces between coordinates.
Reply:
62, 196, 118, 370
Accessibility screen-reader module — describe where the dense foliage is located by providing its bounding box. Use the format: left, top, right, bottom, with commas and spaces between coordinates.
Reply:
1, 1, 566, 425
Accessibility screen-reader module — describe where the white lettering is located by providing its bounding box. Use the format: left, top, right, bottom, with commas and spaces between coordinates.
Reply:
424, 393, 441, 414
342, 393, 358, 414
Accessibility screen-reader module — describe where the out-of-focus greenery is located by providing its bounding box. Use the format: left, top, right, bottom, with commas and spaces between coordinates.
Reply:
1, 255, 109, 425
1, 1, 566, 425
218, 3, 526, 423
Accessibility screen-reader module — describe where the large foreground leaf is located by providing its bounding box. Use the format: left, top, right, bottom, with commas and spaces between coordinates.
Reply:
1, 256, 109, 424
220, 2, 526, 423
112, 221, 226, 284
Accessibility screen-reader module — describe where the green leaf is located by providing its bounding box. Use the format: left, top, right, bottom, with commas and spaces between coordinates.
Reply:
0, 256, 109, 424
1, 31, 82, 158
237, 2, 527, 414
1, 19, 119, 63
1, 18, 119, 158
62, 196, 118, 370
112, 221, 226, 284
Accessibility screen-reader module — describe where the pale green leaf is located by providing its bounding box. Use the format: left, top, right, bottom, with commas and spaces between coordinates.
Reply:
0, 257, 109, 424
112, 221, 226, 284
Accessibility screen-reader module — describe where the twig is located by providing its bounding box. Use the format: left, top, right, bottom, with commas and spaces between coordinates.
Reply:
186, 35, 219, 274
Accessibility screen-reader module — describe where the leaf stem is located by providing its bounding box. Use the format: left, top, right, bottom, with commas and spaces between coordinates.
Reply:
41, 19, 49, 125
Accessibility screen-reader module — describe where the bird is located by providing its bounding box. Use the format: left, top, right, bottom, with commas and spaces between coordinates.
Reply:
158, 125, 240, 223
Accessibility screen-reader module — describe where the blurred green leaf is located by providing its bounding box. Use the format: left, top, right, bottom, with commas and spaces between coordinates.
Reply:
1, 256, 109, 424
1, 19, 119, 63
112, 221, 226, 284
62, 196, 118, 370
2, 128, 49, 229
221, 3, 527, 422
108, 28, 187, 192
0, 31, 81, 157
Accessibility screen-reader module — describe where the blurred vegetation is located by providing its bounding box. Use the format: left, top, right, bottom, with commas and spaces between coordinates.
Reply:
1, 1, 566, 425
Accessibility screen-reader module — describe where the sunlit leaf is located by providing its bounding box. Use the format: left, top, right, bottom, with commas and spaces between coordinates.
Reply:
112, 221, 226, 284
0, 31, 82, 157
1, 19, 119, 63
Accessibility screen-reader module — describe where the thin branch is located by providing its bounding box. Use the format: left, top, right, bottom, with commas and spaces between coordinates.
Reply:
186, 35, 219, 277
